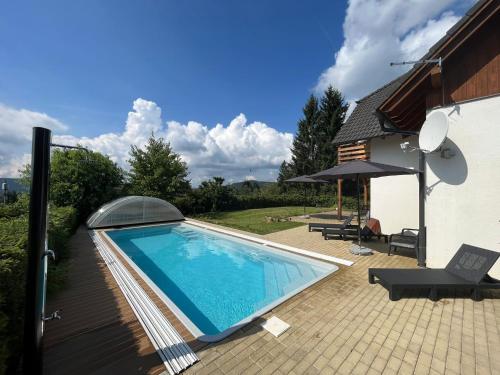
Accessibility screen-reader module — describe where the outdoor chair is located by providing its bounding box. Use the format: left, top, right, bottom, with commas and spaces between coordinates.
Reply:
308, 213, 354, 232
369, 244, 500, 301
388, 228, 418, 256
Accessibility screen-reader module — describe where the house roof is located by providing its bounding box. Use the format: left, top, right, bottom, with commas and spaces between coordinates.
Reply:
378, 0, 498, 131
414, 0, 490, 66
333, 0, 497, 146
333, 74, 408, 145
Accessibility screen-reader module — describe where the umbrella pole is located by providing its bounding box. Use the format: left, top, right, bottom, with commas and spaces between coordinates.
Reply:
357, 174, 361, 249
304, 184, 306, 215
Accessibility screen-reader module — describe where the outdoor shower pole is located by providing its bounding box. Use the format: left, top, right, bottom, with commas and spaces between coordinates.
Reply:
23, 127, 51, 374
417, 151, 427, 267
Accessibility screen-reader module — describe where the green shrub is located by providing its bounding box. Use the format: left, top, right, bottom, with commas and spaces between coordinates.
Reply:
0, 215, 28, 374
0, 202, 77, 374
173, 194, 202, 215
48, 206, 78, 262
0, 194, 29, 219
0, 307, 7, 375
25, 149, 124, 220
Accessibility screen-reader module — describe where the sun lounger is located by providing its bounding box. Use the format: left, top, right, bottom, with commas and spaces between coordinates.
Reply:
324, 223, 382, 241
322, 226, 359, 240
308, 213, 354, 232
369, 244, 500, 301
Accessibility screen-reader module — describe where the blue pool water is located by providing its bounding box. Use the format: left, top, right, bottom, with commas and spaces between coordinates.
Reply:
106, 223, 336, 339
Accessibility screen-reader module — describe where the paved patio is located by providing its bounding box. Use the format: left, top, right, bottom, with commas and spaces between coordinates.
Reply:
44, 219, 500, 375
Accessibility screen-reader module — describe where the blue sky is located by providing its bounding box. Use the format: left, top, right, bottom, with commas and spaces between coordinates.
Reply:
0, 0, 470, 182
1, 0, 346, 137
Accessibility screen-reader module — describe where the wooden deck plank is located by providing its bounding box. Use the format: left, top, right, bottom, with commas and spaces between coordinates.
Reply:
43, 227, 170, 375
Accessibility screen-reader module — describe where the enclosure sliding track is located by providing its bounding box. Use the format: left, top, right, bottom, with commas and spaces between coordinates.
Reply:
89, 231, 199, 375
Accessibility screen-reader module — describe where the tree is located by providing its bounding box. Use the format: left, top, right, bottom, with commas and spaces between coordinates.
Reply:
290, 95, 319, 176
49, 149, 124, 219
315, 86, 348, 170
277, 160, 294, 191
128, 135, 190, 200
241, 180, 260, 194
197, 177, 234, 212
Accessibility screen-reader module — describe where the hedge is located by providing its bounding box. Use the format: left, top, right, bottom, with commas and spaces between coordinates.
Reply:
0, 200, 77, 374
174, 192, 358, 216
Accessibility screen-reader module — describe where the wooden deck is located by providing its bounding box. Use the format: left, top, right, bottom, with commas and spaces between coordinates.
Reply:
43, 226, 204, 375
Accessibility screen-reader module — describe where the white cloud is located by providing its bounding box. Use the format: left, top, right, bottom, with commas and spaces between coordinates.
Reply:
52, 99, 293, 186
163, 113, 293, 185
0, 99, 293, 184
53, 98, 163, 170
315, 0, 463, 109
0, 103, 67, 176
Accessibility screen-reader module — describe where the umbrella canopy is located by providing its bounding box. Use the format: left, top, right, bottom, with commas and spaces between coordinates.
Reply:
309, 160, 419, 255
285, 175, 327, 215
309, 160, 418, 180
285, 175, 328, 183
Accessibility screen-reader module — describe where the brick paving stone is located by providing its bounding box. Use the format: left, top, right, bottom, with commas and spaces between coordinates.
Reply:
370, 356, 387, 372
48, 219, 500, 375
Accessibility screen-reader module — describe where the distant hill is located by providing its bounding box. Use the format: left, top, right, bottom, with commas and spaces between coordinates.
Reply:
0, 178, 29, 193
228, 180, 275, 191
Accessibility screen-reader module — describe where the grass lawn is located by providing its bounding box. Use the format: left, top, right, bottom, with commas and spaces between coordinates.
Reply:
193, 206, 335, 235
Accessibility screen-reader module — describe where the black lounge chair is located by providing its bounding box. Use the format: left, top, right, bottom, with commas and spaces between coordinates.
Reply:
369, 244, 500, 301
323, 226, 359, 240
324, 222, 382, 241
308, 213, 354, 232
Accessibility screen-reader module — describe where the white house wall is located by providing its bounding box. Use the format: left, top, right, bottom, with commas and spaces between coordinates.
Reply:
370, 136, 420, 236
425, 95, 500, 278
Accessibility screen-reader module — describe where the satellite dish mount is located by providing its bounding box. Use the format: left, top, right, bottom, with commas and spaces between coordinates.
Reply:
400, 111, 455, 159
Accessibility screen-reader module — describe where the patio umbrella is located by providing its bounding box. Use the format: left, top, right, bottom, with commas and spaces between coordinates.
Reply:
285, 175, 327, 216
309, 160, 418, 254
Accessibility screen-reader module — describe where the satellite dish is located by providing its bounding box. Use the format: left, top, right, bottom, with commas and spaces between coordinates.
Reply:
419, 111, 449, 153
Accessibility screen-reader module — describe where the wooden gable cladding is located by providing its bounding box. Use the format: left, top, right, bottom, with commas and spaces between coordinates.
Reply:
379, 0, 499, 131
427, 15, 500, 108
336, 142, 370, 218
338, 142, 370, 163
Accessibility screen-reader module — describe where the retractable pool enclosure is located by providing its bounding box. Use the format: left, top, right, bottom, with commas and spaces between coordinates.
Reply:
87, 196, 184, 229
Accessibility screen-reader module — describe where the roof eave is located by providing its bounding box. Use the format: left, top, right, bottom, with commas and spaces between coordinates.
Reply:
374, 109, 419, 137
377, 0, 495, 118
333, 132, 394, 146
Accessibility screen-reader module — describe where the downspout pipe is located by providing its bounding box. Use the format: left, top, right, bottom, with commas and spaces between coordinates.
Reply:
374, 110, 427, 267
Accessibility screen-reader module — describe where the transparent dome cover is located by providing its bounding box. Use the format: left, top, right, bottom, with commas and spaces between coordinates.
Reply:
86, 196, 184, 229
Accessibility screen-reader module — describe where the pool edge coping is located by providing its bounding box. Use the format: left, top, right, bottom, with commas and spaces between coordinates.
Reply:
98, 229, 205, 341
98, 222, 344, 342
185, 218, 354, 267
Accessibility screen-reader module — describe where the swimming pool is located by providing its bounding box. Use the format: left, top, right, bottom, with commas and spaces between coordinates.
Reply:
104, 222, 338, 341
